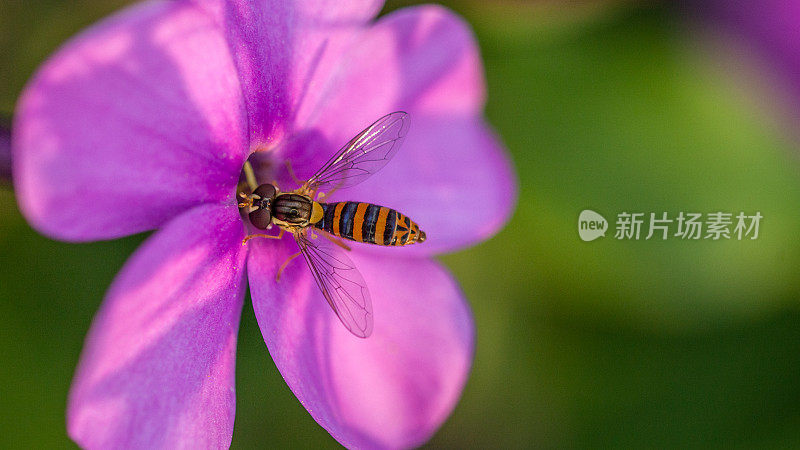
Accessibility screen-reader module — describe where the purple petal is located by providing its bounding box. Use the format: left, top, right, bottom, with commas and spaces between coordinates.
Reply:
67, 204, 247, 449
248, 241, 474, 449
192, 0, 384, 145
351, 115, 516, 255
291, 4, 486, 159
13, 0, 248, 241
692, 1, 800, 139
284, 6, 516, 254
0, 120, 9, 185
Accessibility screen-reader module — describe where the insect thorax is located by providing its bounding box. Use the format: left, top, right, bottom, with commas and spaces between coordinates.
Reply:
272, 193, 313, 225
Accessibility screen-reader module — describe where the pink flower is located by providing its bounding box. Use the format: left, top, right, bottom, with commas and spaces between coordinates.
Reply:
691, 1, 800, 144
0, 122, 9, 184
13, 0, 515, 448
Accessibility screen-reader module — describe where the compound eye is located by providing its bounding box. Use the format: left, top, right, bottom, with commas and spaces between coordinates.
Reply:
253, 183, 276, 199
248, 208, 272, 230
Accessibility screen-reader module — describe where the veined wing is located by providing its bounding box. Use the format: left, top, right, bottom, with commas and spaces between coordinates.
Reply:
295, 232, 373, 338
305, 112, 410, 194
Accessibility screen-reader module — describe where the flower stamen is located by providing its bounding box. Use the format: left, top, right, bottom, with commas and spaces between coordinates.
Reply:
242, 160, 258, 192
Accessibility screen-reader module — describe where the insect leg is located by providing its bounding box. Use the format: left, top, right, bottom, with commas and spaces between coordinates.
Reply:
242, 229, 285, 244
276, 251, 302, 281
322, 232, 351, 251
316, 188, 338, 201
284, 160, 303, 187
316, 179, 346, 200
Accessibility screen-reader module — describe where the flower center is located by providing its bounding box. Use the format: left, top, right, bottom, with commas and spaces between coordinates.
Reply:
236, 151, 276, 199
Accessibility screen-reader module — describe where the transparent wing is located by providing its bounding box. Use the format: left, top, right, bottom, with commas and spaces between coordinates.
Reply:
295, 232, 374, 338
305, 111, 410, 193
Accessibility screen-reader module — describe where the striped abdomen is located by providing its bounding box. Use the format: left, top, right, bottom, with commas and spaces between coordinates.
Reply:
314, 202, 425, 246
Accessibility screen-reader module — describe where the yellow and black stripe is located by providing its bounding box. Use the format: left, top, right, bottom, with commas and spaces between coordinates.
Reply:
314, 202, 425, 246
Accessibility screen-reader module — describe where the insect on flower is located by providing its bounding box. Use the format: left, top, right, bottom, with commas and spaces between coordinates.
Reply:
237, 112, 424, 338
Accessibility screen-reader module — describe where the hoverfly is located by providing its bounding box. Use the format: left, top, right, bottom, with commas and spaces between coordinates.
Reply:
237, 112, 425, 338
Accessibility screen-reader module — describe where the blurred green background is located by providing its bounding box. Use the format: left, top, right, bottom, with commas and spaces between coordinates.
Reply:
3, 0, 800, 448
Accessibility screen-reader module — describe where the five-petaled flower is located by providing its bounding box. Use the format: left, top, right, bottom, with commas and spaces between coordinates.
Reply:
12, 0, 515, 448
